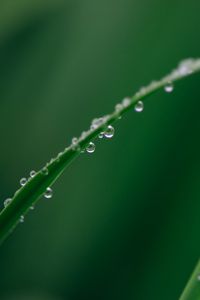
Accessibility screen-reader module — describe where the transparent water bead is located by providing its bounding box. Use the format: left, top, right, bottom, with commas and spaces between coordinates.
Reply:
164, 82, 174, 93
134, 101, 144, 112
42, 167, 49, 175
197, 274, 200, 281
44, 187, 53, 199
30, 205, 35, 210
20, 215, 24, 223
72, 137, 78, 144
30, 170, 36, 178
20, 178, 27, 186
98, 132, 104, 139
72, 137, 80, 151
104, 125, 115, 138
4, 198, 12, 208
122, 97, 131, 108
86, 142, 95, 153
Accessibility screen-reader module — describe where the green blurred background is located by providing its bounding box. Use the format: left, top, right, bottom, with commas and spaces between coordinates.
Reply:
0, 0, 200, 299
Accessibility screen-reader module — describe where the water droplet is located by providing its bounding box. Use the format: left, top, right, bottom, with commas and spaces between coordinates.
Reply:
20, 215, 24, 223
42, 167, 49, 175
164, 82, 174, 93
134, 101, 144, 112
72, 137, 78, 144
104, 125, 115, 138
4, 198, 12, 208
197, 274, 200, 281
20, 178, 27, 186
30, 205, 35, 210
86, 142, 95, 153
44, 187, 53, 199
71, 137, 80, 151
30, 170, 36, 178
98, 132, 104, 139
122, 97, 131, 108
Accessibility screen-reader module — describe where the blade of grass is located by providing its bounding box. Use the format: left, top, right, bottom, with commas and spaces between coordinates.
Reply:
0, 58, 200, 245
179, 260, 200, 300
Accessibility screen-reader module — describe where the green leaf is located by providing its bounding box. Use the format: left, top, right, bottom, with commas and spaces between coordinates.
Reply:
0, 58, 200, 245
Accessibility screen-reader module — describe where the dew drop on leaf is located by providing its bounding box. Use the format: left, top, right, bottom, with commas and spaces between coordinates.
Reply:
20, 215, 24, 223
86, 142, 95, 153
30, 170, 36, 178
4, 198, 12, 208
20, 178, 27, 186
164, 82, 174, 93
44, 187, 53, 199
134, 101, 144, 112
104, 125, 115, 138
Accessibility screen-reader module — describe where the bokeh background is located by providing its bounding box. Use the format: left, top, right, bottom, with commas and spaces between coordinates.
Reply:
0, 0, 200, 299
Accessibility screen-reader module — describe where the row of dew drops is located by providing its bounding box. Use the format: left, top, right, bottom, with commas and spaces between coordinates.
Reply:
4, 57, 197, 224
82, 81, 174, 154
3, 80, 175, 223
4, 170, 53, 223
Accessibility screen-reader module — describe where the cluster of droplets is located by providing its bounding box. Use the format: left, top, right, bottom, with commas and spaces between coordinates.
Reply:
3, 58, 199, 228
85, 124, 115, 154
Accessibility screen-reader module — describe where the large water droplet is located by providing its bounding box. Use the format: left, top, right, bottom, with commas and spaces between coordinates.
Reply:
20, 178, 27, 186
44, 187, 53, 199
104, 125, 115, 138
30, 170, 36, 178
86, 142, 95, 153
4, 198, 12, 208
164, 82, 174, 93
134, 101, 144, 112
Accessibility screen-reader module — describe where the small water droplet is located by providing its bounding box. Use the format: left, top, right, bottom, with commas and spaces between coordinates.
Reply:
44, 187, 53, 199
104, 125, 115, 138
71, 137, 80, 151
30, 170, 36, 178
72, 137, 78, 144
30, 205, 35, 210
98, 132, 104, 139
86, 142, 95, 153
197, 274, 200, 281
42, 167, 49, 175
164, 82, 174, 93
20, 178, 27, 186
4, 198, 12, 208
134, 101, 144, 112
20, 215, 24, 223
